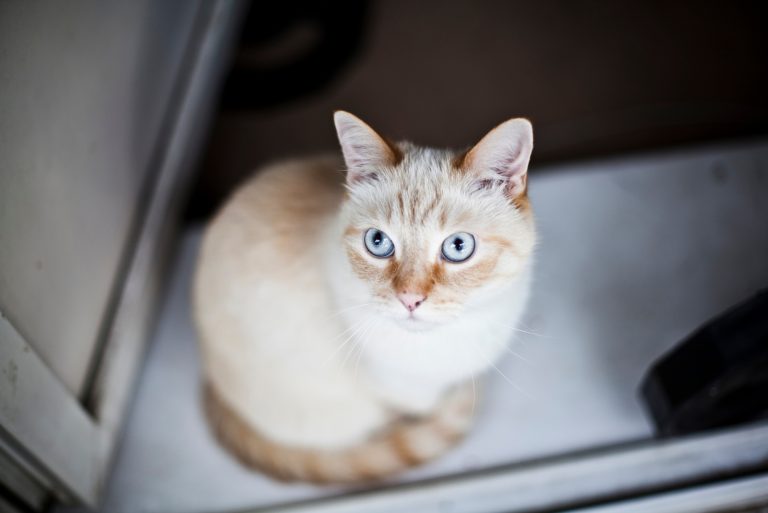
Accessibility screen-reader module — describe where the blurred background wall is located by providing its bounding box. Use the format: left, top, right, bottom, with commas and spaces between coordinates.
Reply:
186, 0, 768, 219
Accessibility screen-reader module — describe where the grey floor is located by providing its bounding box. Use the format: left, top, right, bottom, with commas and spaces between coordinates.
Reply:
100, 139, 768, 513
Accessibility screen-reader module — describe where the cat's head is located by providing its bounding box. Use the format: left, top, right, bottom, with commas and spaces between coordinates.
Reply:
334, 111, 536, 330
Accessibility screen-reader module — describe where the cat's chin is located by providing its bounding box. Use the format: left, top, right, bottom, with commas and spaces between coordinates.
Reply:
390, 314, 444, 332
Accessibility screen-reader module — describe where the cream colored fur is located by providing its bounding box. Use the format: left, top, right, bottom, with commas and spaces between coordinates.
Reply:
194, 112, 536, 463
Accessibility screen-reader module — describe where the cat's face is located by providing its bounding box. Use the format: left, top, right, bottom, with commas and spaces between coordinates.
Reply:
335, 112, 536, 331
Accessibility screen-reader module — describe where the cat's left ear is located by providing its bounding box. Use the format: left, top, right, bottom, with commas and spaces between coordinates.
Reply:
334, 111, 400, 185
459, 118, 533, 199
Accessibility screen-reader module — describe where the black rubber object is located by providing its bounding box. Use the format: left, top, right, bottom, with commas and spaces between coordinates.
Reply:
221, 1, 369, 110
640, 289, 768, 436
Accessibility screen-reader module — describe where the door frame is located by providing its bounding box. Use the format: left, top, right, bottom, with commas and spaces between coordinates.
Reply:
0, 1, 244, 507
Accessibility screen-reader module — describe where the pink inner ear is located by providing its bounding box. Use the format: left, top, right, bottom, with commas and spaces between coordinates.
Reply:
463, 118, 533, 198
507, 171, 527, 197
499, 145, 528, 194
492, 146, 524, 176
344, 141, 377, 170
348, 165, 380, 184
334, 111, 399, 185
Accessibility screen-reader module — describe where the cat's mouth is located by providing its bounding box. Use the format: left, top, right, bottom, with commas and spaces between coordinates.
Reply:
390, 311, 442, 331
398, 317, 435, 331
375, 303, 456, 331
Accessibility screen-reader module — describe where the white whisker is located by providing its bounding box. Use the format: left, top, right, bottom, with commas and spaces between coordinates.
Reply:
498, 341, 533, 365
353, 318, 379, 381
489, 360, 532, 399
511, 326, 549, 338
322, 302, 374, 322
482, 323, 534, 367
321, 317, 373, 367
474, 345, 532, 399
487, 319, 551, 340
339, 317, 375, 370
510, 320, 550, 338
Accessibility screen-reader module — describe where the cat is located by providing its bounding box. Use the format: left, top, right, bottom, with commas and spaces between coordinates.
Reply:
194, 111, 536, 483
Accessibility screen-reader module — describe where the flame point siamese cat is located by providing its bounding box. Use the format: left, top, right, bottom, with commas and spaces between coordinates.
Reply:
194, 112, 536, 483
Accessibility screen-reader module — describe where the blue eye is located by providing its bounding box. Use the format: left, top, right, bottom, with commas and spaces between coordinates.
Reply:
364, 228, 395, 258
441, 232, 476, 262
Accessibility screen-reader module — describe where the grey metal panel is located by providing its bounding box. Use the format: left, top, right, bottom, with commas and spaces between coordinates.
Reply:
0, 439, 48, 510
89, 0, 247, 492
0, 315, 98, 504
253, 423, 768, 513
563, 474, 768, 513
0, 1, 244, 508
0, 0, 202, 396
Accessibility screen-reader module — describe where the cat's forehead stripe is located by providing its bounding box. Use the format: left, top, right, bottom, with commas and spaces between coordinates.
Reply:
389, 181, 447, 227
423, 195, 440, 225
396, 191, 405, 220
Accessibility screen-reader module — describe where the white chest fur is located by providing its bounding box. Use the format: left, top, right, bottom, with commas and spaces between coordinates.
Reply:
326, 228, 532, 414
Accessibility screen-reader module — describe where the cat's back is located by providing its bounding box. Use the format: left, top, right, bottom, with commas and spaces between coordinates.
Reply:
194, 156, 391, 450
197, 154, 344, 281
194, 154, 346, 332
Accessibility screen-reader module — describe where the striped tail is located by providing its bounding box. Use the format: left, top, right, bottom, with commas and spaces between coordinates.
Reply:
203, 382, 476, 484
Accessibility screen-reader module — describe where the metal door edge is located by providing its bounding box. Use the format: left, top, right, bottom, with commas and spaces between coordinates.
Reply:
245, 421, 768, 513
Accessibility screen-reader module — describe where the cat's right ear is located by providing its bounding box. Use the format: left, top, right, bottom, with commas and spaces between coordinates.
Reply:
334, 111, 399, 185
458, 118, 533, 201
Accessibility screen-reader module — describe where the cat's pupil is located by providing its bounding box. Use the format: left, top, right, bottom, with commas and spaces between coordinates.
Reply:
453, 238, 464, 252
373, 232, 383, 245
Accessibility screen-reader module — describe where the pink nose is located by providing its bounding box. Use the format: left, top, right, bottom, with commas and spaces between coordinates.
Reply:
398, 292, 426, 312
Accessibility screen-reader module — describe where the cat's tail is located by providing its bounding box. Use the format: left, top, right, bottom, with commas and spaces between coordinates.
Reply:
203, 381, 476, 484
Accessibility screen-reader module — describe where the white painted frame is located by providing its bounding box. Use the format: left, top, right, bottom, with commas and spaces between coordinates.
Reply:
0, 1, 244, 507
